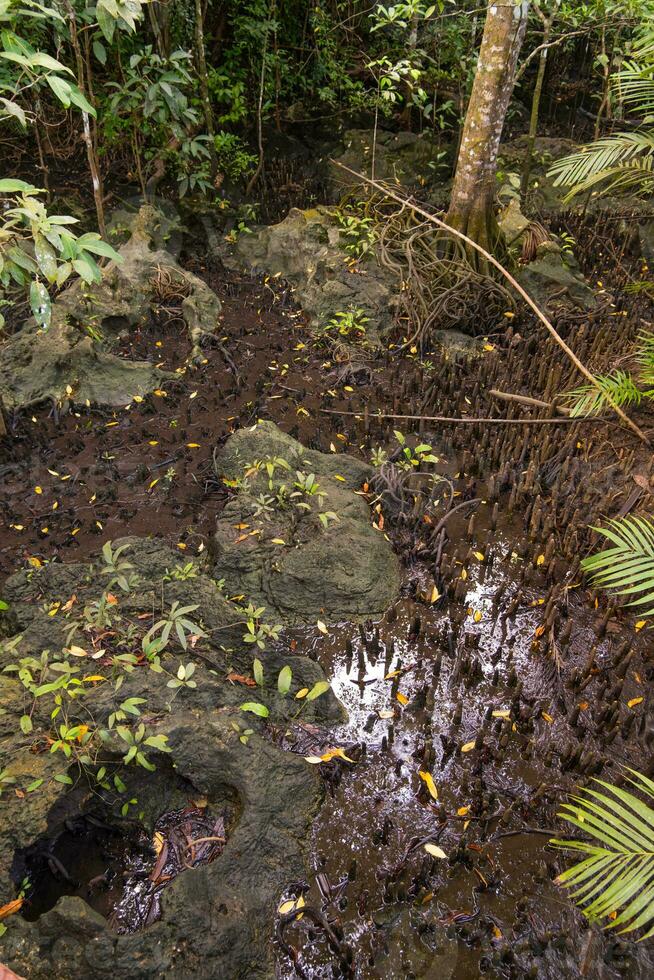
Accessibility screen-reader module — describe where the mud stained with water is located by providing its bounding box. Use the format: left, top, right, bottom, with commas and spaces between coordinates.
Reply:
15, 803, 228, 932
2, 224, 654, 977
275, 491, 654, 979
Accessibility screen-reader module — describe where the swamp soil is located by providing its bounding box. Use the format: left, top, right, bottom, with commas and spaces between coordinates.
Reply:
1, 211, 654, 978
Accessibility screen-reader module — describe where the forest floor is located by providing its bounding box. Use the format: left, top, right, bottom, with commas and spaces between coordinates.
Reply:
2, 196, 654, 979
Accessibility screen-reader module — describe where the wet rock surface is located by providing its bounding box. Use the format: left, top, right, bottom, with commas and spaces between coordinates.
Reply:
0, 205, 222, 412
222, 206, 400, 340
0, 535, 346, 979
328, 129, 451, 200
211, 421, 401, 623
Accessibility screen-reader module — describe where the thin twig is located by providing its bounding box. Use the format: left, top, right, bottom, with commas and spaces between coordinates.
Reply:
330, 162, 650, 446
489, 388, 571, 416
320, 408, 611, 425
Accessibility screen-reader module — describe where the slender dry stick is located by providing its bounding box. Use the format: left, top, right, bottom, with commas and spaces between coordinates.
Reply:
320, 408, 610, 426
331, 161, 650, 446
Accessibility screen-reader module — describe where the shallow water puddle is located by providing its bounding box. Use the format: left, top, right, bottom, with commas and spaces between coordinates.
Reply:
16, 803, 227, 932
274, 491, 651, 978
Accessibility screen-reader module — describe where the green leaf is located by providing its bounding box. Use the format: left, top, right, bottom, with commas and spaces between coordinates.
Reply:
68, 83, 96, 117
34, 232, 58, 282
46, 74, 72, 107
95, 5, 116, 43
93, 40, 107, 65
253, 657, 264, 686
20, 713, 33, 734
30, 51, 73, 75
581, 516, 654, 617
239, 701, 269, 718
306, 680, 330, 701
29, 279, 51, 328
54, 773, 73, 785
0, 178, 41, 193
553, 771, 654, 936
75, 236, 120, 260
277, 665, 292, 695
73, 255, 101, 283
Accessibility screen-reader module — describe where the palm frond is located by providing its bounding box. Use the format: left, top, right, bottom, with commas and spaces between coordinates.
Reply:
616, 60, 654, 117
635, 330, 654, 386
581, 515, 654, 616
563, 371, 643, 417
552, 770, 654, 938
548, 131, 654, 201
632, 28, 654, 61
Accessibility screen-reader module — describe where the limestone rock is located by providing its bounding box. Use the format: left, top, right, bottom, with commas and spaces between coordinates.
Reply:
0, 535, 343, 979
0, 206, 222, 412
223, 206, 400, 340
211, 421, 401, 623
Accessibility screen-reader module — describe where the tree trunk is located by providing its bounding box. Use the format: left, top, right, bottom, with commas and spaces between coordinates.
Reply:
64, 1, 106, 235
194, 0, 217, 173
520, 20, 550, 200
446, 1, 529, 258
149, 0, 172, 58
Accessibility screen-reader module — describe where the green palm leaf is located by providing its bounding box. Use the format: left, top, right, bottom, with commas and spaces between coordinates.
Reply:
581, 516, 654, 616
548, 131, 654, 201
564, 370, 643, 417
617, 60, 654, 117
552, 770, 654, 938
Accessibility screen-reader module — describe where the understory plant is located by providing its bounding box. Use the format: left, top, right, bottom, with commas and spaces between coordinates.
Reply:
564, 331, 654, 417
549, 28, 654, 200
0, 180, 120, 329
240, 656, 330, 721
0, 540, 282, 813
581, 515, 654, 617
553, 769, 654, 938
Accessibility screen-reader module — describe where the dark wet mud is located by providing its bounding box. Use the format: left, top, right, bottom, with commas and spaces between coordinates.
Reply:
2, 219, 654, 978
273, 470, 654, 979
15, 801, 230, 933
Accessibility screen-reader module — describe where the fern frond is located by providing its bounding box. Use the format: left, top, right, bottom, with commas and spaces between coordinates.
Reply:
563, 371, 643, 417
548, 131, 654, 201
581, 515, 654, 616
552, 773, 654, 938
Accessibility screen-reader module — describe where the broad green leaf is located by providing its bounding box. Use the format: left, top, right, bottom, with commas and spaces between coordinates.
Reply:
0, 178, 41, 193
68, 83, 96, 117
29, 279, 51, 328
93, 40, 107, 65
277, 665, 292, 695
240, 701, 269, 718
46, 74, 71, 107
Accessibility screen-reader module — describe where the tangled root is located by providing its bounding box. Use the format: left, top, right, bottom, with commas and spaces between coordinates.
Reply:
376, 205, 514, 347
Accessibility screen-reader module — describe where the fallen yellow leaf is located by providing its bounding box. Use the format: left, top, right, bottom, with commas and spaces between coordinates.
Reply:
418, 770, 438, 800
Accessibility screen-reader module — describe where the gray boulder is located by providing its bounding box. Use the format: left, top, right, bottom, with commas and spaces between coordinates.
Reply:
212, 421, 401, 623
0, 206, 222, 412
223, 206, 401, 341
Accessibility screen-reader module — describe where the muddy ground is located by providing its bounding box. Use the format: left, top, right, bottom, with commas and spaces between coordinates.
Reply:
1, 202, 654, 979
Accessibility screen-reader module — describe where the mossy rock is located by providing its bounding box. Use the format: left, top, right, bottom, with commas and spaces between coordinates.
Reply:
212, 421, 401, 623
